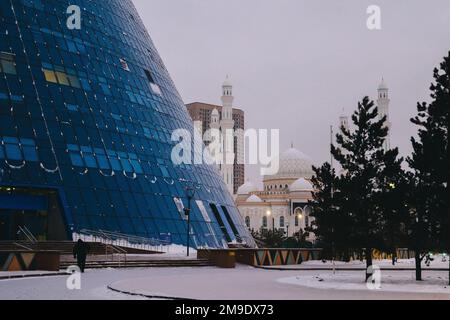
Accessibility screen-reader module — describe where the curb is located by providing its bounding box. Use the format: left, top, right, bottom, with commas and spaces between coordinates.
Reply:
0, 272, 67, 281
107, 284, 195, 301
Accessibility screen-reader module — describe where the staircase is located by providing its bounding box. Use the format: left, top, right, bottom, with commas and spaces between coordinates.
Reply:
59, 258, 214, 270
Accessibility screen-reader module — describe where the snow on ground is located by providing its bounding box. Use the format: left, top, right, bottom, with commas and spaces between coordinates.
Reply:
269, 256, 449, 270
1, 256, 449, 300
278, 271, 450, 294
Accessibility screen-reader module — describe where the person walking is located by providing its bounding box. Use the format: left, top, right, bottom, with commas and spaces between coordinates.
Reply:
73, 239, 90, 273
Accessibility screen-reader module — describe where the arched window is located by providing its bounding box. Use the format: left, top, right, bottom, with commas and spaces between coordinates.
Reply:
304, 206, 312, 227
280, 216, 285, 228
245, 216, 251, 228
294, 207, 303, 227
262, 216, 268, 228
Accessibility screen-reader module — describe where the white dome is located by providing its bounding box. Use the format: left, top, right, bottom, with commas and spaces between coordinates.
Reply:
264, 147, 314, 180
237, 181, 258, 195
290, 178, 313, 192
211, 108, 219, 116
246, 194, 263, 203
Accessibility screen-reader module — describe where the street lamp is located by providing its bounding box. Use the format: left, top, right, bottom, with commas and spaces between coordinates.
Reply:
184, 186, 196, 257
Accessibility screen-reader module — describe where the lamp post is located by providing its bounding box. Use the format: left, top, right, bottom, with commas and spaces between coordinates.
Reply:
297, 213, 303, 241
266, 210, 274, 233
184, 186, 196, 257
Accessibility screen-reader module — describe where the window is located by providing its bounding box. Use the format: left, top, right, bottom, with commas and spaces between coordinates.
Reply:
280, 216, 285, 228
144, 69, 155, 83
20, 138, 38, 161
4, 137, 22, 161
0, 52, 16, 75
295, 215, 299, 227
43, 63, 82, 88
43, 69, 58, 83
66, 104, 79, 111
120, 58, 130, 71
262, 216, 268, 228
1, 136, 39, 162
196, 200, 211, 222
245, 216, 250, 228
144, 68, 162, 95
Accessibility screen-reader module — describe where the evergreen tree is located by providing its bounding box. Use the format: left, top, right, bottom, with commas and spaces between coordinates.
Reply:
309, 163, 352, 261
408, 51, 450, 283
331, 96, 402, 280
374, 154, 409, 265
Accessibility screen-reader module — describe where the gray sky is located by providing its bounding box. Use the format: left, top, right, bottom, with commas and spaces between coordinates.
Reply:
133, 0, 450, 185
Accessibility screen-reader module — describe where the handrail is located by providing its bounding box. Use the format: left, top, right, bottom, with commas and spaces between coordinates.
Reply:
17, 226, 37, 244
76, 229, 171, 253
23, 225, 38, 243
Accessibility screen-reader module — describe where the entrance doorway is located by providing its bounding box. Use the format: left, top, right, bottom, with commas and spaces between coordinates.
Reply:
0, 209, 48, 241
0, 187, 68, 241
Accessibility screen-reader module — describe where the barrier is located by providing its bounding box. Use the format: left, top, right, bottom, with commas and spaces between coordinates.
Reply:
0, 251, 60, 272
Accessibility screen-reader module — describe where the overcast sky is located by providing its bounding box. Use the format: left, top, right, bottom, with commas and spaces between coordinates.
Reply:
133, 0, 450, 184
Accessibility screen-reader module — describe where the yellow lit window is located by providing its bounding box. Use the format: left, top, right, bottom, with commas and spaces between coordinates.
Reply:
55, 71, 70, 86
43, 69, 58, 83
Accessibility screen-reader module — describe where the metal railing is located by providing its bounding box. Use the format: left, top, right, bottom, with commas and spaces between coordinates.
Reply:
75, 229, 172, 253
17, 225, 37, 244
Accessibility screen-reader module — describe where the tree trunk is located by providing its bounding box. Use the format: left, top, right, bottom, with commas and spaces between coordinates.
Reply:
365, 248, 373, 281
415, 251, 422, 281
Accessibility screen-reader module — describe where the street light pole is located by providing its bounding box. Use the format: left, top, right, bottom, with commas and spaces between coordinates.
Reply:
184, 186, 196, 257
272, 217, 275, 233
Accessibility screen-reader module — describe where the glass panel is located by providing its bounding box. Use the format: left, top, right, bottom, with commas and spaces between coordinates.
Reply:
5, 144, 22, 161
43, 69, 57, 83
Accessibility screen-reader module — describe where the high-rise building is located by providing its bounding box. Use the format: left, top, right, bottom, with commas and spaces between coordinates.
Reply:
186, 79, 245, 195
0, 0, 254, 248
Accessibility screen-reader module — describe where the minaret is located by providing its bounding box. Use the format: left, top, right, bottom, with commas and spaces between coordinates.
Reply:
377, 78, 391, 151
339, 108, 349, 132
220, 76, 235, 195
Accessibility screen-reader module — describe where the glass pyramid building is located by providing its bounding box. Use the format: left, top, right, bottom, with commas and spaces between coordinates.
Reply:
0, 0, 254, 248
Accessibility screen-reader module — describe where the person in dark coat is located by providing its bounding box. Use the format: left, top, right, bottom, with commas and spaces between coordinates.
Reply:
73, 239, 90, 273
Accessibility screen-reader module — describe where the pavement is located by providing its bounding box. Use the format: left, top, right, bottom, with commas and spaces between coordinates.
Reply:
0, 265, 448, 300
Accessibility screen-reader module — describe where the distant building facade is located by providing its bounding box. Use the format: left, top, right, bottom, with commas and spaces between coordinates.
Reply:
186, 79, 245, 195
236, 147, 316, 243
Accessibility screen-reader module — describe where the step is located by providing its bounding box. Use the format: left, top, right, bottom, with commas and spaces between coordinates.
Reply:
59, 261, 214, 269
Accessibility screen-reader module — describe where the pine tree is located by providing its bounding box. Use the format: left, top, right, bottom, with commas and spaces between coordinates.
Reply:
374, 153, 409, 265
408, 51, 450, 283
309, 163, 352, 261
331, 96, 402, 280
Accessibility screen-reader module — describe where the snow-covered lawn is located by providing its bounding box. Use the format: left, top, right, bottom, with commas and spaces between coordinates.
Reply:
278, 271, 450, 294
267, 256, 449, 270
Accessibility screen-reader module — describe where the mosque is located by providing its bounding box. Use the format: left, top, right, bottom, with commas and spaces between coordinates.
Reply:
235, 146, 316, 242
236, 78, 391, 244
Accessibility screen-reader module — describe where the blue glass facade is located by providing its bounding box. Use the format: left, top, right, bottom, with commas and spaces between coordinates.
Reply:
0, 0, 254, 248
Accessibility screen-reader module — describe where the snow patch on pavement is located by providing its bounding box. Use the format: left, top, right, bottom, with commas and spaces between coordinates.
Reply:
278, 271, 450, 294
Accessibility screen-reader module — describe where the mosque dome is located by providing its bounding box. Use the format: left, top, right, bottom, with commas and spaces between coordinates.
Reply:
289, 178, 313, 192
264, 147, 314, 181
237, 181, 258, 195
246, 194, 263, 203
